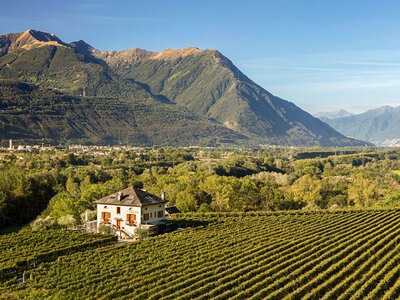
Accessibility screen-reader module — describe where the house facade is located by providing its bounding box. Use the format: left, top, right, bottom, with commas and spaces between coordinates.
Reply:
95, 187, 167, 237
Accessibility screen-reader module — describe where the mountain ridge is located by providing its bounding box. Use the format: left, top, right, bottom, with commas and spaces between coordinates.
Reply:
0, 29, 370, 147
315, 109, 354, 120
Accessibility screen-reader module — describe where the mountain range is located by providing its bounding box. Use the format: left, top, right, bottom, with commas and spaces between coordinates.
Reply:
315, 110, 354, 120
322, 106, 400, 146
0, 29, 368, 147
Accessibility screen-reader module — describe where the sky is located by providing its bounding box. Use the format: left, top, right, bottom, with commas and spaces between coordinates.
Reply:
1, 0, 400, 114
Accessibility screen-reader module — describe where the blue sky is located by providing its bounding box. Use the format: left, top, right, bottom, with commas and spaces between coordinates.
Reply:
1, 0, 400, 114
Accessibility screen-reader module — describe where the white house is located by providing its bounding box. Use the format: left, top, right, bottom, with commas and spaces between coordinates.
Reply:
95, 187, 168, 238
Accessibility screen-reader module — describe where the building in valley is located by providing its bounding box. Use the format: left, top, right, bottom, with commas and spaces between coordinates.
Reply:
95, 187, 168, 238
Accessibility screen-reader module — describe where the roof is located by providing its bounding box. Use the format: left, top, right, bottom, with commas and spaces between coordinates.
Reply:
165, 206, 181, 215
95, 187, 167, 207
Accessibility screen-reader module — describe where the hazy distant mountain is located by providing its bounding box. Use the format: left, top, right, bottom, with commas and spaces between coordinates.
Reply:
0, 29, 369, 146
315, 109, 354, 120
324, 106, 400, 145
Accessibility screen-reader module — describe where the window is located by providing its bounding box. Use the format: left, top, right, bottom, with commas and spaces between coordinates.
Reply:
101, 212, 111, 222
150, 212, 153, 218
145, 207, 148, 210
126, 214, 136, 225
158, 211, 164, 218
117, 207, 121, 214
143, 213, 149, 221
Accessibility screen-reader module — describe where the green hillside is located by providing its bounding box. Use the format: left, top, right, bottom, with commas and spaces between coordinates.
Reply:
3, 210, 400, 298
0, 80, 245, 146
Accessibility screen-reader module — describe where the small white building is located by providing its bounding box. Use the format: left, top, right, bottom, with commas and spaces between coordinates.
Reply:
95, 187, 168, 238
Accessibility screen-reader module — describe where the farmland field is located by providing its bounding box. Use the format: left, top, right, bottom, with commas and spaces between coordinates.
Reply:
2, 210, 400, 299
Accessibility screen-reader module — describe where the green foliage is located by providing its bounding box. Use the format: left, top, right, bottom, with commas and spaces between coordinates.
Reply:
31, 216, 55, 230
98, 224, 115, 235
0, 167, 56, 227
135, 227, 150, 240
57, 215, 76, 229
80, 210, 97, 223
2, 146, 400, 229
46, 192, 76, 219
175, 190, 198, 212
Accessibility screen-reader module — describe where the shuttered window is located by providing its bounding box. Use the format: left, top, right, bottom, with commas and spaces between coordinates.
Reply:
126, 214, 136, 224
101, 212, 111, 221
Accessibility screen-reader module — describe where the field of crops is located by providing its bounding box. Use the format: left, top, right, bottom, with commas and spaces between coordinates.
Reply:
0, 230, 116, 281
3, 210, 400, 299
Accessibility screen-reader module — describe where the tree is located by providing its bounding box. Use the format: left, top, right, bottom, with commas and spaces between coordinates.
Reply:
290, 174, 323, 208
175, 190, 198, 212
31, 216, 55, 230
66, 177, 81, 198
135, 226, 149, 240
65, 153, 76, 165
46, 192, 77, 219
80, 210, 97, 223
77, 179, 124, 211
348, 174, 379, 207
198, 203, 213, 212
58, 215, 76, 229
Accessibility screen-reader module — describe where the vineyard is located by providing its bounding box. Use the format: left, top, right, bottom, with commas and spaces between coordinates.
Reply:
3, 210, 400, 299
0, 230, 116, 281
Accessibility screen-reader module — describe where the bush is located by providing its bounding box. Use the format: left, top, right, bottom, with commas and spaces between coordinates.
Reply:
98, 224, 115, 235
31, 216, 55, 230
135, 227, 149, 240
197, 203, 213, 212
58, 215, 76, 229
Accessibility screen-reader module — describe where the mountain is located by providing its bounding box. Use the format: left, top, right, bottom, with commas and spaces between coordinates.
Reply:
0, 29, 369, 147
324, 106, 400, 146
0, 79, 244, 146
315, 109, 354, 121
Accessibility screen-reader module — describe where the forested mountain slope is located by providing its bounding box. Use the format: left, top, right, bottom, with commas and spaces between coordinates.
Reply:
0, 80, 244, 145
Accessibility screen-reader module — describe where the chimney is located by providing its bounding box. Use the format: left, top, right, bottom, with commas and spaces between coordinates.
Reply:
117, 192, 122, 201
161, 191, 166, 201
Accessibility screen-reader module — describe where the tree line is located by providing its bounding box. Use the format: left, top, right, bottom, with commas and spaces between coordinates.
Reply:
1, 147, 400, 228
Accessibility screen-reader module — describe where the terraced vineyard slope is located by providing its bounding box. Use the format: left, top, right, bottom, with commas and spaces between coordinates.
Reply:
3, 210, 400, 299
